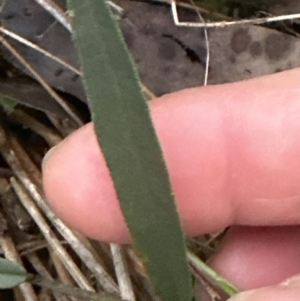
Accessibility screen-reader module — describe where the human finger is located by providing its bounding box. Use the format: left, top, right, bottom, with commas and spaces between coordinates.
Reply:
43, 68, 300, 243
209, 226, 300, 291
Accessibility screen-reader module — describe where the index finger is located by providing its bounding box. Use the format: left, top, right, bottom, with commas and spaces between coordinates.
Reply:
43, 68, 300, 243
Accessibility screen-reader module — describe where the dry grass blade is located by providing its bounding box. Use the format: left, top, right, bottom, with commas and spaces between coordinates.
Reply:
34, 0, 72, 32
0, 126, 120, 294
0, 27, 80, 75
171, 0, 300, 28
110, 244, 135, 301
29, 276, 122, 301
10, 177, 94, 291
0, 37, 83, 127
188, 0, 210, 86
10, 109, 63, 147
2, 137, 118, 293
49, 249, 75, 287
27, 253, 70, 301
46, 112, 77, 137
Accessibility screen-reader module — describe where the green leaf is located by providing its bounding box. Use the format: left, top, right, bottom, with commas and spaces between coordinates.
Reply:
0, 94, 17, 114
0, 258, 28, 289
188, 251, 239, 296
68, 1, 193, 301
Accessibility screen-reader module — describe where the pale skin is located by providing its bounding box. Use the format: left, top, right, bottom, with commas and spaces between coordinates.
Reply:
43, 67, 300, 301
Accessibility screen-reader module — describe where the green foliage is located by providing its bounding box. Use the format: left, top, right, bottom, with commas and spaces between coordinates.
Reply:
0, 258, 27, 289
0, 95, 17, 114
67, 1, 193, 301
188, 252, 239, 296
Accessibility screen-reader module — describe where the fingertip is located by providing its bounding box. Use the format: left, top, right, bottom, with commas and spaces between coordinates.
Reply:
42, 123, 131, 243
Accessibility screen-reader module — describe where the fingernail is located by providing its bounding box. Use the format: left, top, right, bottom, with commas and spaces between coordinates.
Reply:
42, 145, 58, 171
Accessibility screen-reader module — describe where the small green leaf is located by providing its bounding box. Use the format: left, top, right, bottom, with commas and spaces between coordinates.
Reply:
188, 251, 239, 296
0, 258, 28, 289
0, 95, 17, 114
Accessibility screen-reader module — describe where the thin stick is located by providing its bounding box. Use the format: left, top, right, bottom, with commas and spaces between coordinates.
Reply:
11, 109, 62, 147
0, 37, 83, 126
110, 244, 135, 301
0, 129, 119, 294
27, 253, 69, 301
10, 177, 94, 292
34, 0, 72, 32
46, 112, 77, 137
29, 276, 122, 301
49, 249, 79, 301
0, 27, 80, 75
19, 240, 52, 256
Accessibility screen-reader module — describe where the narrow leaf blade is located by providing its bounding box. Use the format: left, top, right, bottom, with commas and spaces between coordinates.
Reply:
68, 1, 193, 301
